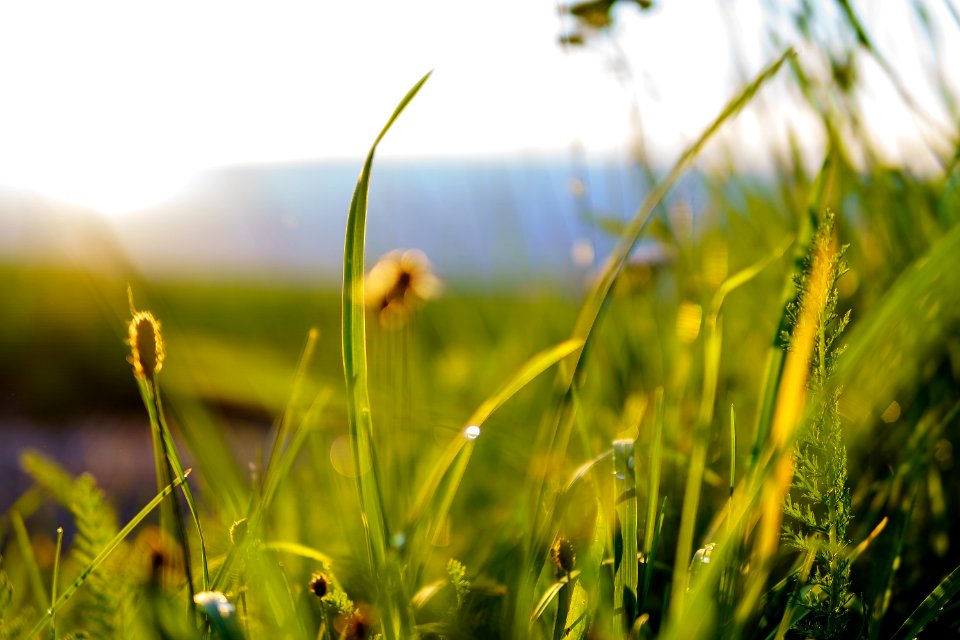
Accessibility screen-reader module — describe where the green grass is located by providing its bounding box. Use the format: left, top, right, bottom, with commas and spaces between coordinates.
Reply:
3, 14, 960, 640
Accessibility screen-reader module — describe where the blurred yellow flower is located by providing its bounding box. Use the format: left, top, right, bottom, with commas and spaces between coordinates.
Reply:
364, 249, 441, 327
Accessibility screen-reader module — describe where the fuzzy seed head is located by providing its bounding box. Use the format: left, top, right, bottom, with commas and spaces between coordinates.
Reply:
549, 537, 576, 573
229, 518, 248, 545
128, 311, 165, 380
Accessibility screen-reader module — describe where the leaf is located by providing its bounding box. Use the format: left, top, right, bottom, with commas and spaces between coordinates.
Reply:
891, 562, 960, 640
341, 70, 431, 640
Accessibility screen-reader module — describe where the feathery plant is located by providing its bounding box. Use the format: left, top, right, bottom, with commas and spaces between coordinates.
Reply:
780, 210, 853, 639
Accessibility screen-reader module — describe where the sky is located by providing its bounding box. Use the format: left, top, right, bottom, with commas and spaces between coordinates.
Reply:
0, 0, 957, 215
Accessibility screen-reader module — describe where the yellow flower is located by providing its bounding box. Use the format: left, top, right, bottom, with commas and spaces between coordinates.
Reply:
128, 310, 165, 380
364, 249, 441, 327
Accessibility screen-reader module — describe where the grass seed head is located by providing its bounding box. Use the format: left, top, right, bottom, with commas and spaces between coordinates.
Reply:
309, 571, 330, 599
128, 311, 165, 380
229, 518, 248, 545
549, 536, 576, 574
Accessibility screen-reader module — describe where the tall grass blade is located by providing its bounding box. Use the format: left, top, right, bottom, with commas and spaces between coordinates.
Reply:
341, 70, 430, 639
529, 49, 794, 586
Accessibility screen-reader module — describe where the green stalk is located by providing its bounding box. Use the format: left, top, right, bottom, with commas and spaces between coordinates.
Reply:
51, 527, 63, 640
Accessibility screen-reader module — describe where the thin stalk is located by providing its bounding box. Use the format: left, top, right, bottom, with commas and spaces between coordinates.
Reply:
50, 527, 63, 640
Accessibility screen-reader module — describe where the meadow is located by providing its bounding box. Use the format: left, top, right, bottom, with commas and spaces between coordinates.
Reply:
3, 9, 960, 640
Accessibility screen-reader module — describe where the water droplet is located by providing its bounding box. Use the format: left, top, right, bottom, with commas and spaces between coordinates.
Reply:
392, 532, 407, 548
464, 425, 481, 440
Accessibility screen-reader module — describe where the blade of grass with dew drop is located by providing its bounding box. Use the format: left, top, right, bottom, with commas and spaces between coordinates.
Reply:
9, 512, 46, 614
23, 471, 190, 639
407, 338, 582, 547
891, 562, 960, 640
526, 51, 794, 605
405, 339, 582, 591
342, 71, 431, 640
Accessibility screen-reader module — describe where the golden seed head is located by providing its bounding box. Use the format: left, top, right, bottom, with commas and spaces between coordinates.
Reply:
549, 537, 576, 573
364, 249, 441, 328
229, 518, 248, 545
309, 571, 330, 598
128, 311, 165, 380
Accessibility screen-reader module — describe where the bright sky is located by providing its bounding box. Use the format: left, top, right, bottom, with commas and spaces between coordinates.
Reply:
0, 1, 956, 215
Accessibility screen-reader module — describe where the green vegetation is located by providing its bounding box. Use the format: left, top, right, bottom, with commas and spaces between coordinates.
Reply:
3, 6, 960, 639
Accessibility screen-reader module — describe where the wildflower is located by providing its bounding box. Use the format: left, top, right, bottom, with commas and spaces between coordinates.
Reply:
364, 249, 441, 327
309, 571, 330, 599
128, 310, 165, 380
549, 536, 577, 574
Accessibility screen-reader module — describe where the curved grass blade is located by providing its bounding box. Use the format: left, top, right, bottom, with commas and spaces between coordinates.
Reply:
891, 562, 960, 640
526, 52, 796, 605
263, 541, 333, 566
9, 511, 46, 614
408, 338, 583, 532
531, 571, 582, 624
406, 338, 583, 582
23, 471, 190, 639
342, 70, 431, 640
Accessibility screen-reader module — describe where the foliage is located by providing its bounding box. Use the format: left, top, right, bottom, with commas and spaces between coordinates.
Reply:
2, 4, 960, 639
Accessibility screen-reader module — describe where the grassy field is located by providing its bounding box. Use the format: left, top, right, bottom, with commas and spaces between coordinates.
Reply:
3, 10, 960, 640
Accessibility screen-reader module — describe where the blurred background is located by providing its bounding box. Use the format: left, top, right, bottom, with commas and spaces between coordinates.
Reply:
1, 0, 958, 510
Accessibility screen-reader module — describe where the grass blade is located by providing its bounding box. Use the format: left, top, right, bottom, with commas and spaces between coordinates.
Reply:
407, 338, 583, 581
9, 512, 46, 614
891, 563, 960, 640
527, 50, 795, 600
23, 471, 191, 639
342, 70, 431, 639
613, 439, 638, 636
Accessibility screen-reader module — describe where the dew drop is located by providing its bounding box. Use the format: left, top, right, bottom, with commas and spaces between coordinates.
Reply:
464, 425, 481, 440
